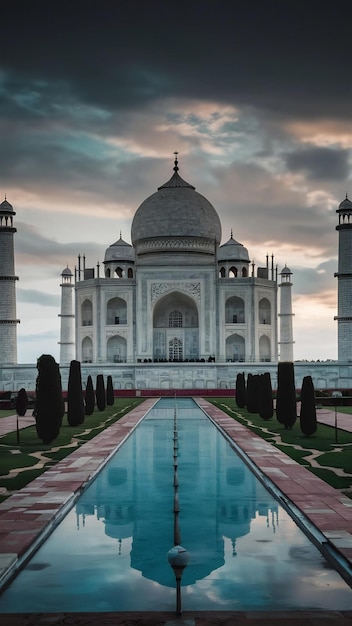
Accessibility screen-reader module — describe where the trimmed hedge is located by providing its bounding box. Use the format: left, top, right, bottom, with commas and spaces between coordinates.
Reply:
85, 375, 95, 416
300, 375, 317, 436
96, 374, 106, 411
34, 355, 64, 444
276, 361, 297, 429
106, 375, 114, 406
67, 360, 85, 427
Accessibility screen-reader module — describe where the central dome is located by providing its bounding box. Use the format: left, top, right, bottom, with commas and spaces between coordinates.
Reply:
131, 157, 222, 256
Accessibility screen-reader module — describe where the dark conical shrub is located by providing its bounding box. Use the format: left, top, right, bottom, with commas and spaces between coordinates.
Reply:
85, 375, 95, 416
235, 372, 246, 408
276, 361, 297, 429
15, 387, 28, 444
16, 388, 28, 416
35, 354, 64, 444
96, 374, 106, 411
300, 375, 317, 436
258, 372, 274, 420
106, 375, 114, 406
67, 360, 85, 426
247, 373, 260, 414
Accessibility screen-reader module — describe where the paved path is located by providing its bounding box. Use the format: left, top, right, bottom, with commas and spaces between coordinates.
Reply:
0, 410, 35, 438
0, 401, 352, 625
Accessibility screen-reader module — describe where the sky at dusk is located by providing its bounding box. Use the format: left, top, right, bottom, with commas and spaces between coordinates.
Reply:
1, 0, 350, 363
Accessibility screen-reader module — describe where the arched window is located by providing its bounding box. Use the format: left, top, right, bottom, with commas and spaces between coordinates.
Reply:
229, 266, 238, 278
242, 267, 248, 277
107, 335, 127, 362
226, 334, 245, 362
225, 296, 245, 324
259, 335, 271, 361
105, 268, 111, 277
169, 337, 183, 361
107, 297, 127, 325
81, 299, 93, 326
114, 267, 123, 278
219, 267, 226, 278
82, 336, 93, 362
127, 268, 133, 278
169, 310, 183, 327
259, 298, 271, 324
153, 292, 199, 361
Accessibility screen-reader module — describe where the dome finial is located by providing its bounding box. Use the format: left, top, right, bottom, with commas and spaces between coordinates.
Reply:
230, 228, 233, 239
173, 151, 179, 173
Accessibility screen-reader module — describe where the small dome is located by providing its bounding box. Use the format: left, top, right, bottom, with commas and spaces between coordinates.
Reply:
61, 266, 73, 276
218, 233, 249, 262
104, 235, 135, 264
0, 198, 14, 213
281, 265, 292, 275
338, 195, 352, 211
131, 156, 222, 254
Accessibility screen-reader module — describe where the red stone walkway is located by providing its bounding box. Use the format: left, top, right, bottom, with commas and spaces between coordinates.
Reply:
0, 400, 352, 625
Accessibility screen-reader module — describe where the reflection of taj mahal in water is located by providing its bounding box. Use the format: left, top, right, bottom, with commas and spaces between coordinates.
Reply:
75, 404, 279, 586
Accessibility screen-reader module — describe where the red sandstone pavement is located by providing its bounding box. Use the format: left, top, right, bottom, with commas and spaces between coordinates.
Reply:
0, 401, 352, 625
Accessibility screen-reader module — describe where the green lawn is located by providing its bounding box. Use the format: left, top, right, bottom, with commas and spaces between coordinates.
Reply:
0, 398, 144, 502
0, 409, 18, 418
207, 398, 352, 493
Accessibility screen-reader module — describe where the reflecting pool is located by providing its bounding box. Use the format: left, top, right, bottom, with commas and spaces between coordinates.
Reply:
0, 397, 352, 612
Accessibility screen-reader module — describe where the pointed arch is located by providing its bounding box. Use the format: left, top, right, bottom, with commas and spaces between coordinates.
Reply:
107, 335, 127, 362
259, 335, 271, 361
259, 298, 271, 324
82, 336, 93, 363
226, 333, 245, 362
153, 291, 199, 361
107, 297, 127, 325
81, 299, 93, 326
225, 296, 245, 324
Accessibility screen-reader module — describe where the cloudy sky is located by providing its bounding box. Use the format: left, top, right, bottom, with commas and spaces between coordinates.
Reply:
1, 0, 350, 363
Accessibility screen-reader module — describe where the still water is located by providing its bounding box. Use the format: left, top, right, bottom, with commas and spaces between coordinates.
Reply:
0, 397, 352, 612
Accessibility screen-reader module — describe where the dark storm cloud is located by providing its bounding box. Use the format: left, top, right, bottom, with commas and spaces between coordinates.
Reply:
16, 223, 104, 267
18, 289, 60, 307
1, 0, 351, 120
284, 147, 350, 181
292, 260, 338, 297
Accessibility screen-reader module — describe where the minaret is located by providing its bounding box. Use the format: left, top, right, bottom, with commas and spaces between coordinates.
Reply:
334, 195, 352, 362
278, 265, 294, 361
58, 266, 75, 364
0, 197, 19, 364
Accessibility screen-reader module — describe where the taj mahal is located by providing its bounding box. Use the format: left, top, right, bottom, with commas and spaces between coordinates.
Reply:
1, 156, 352, 392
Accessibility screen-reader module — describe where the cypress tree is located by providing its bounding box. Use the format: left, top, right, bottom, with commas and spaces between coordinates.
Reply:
247, 373, 260, 414
276, 361, 297, 429
85, 375, 95, 416
96, 374, 106, 411
16, 388, 28, 416
35, 354, 64, 444
300, 375, 317, 436
258, 372, 274, 420
106, 374, 114, 406
67, 360, 85, 426
15, 387, 28, 444
235, 372, 246, 408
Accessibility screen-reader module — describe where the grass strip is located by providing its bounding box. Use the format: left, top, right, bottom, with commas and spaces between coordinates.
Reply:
207, 398, 352, 493
0, 398, 143, 501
